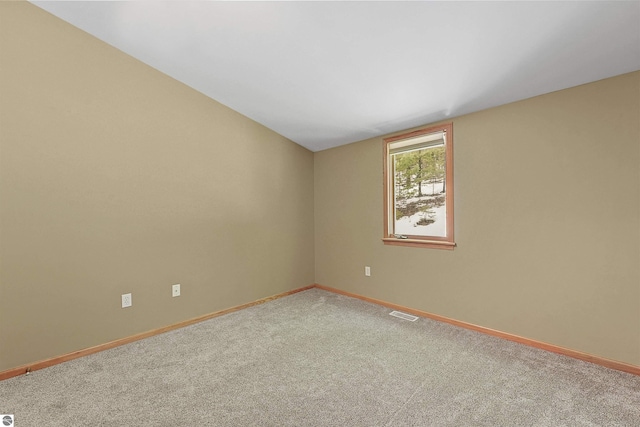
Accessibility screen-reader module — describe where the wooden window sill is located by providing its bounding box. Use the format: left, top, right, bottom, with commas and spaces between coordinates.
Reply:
382, 237, 456, 250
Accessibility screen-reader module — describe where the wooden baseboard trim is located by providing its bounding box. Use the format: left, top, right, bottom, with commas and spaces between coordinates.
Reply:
4, 283, 636, 380
314, 284, 640, 376
0, 285, 315, 382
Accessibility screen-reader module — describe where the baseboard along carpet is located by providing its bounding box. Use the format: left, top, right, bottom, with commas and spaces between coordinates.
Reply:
1, 288, 639, 426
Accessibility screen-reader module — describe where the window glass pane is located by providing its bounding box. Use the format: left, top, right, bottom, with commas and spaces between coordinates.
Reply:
393, 144, 446, 237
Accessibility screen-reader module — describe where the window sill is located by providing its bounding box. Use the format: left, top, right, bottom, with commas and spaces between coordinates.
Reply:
382, 237, 456, 250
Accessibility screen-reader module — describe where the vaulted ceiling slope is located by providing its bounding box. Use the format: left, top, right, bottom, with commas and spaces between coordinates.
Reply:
31, 1, 640, 152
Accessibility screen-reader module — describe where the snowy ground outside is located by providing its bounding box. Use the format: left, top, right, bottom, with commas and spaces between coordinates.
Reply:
395, 204, 446, 237
394, 181, 446, 237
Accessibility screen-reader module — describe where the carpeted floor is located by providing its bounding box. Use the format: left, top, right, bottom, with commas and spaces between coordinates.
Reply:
1, 288, 639, 426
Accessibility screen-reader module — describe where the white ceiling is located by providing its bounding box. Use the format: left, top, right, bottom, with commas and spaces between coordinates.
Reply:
31, 1, 640, 152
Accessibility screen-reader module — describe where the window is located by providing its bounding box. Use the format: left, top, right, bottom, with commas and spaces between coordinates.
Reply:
383, 123, 455, 249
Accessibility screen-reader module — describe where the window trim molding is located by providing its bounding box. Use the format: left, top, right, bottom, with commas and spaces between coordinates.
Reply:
382, 123, 455, 250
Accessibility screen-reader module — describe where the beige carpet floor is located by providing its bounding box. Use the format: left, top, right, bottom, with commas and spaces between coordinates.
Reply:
1, 288, 639, 426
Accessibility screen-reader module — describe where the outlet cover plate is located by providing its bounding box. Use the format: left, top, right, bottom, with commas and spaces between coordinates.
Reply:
121, 293, 132, 308
172, 284, 180, 297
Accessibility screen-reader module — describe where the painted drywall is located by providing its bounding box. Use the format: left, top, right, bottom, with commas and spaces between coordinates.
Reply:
0, 2, 314, 371
1, 1, 638, 374
315, 71, 640, 366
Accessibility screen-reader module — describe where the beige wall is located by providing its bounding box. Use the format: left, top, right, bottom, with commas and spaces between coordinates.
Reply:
0, 3, 315, 371
1, 2, 638, 373
315, 71, 640, 366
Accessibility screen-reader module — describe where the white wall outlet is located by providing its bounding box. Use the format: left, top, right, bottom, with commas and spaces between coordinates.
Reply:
365, 266, 371, 276
121, 293, 132, 308
172, 284, 181, 297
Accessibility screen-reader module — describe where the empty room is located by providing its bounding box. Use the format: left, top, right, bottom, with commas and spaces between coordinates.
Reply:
1, 1, 639, 426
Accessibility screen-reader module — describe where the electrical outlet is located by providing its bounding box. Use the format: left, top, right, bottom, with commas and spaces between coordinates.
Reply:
365, 266, 371, 276
172, 284, 181, 297
121, 293, 132, 308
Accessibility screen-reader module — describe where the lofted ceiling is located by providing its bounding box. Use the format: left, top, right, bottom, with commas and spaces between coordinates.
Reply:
31, 1, 640, 152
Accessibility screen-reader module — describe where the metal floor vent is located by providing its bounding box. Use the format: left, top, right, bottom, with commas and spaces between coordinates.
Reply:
389, 311, 419, 322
